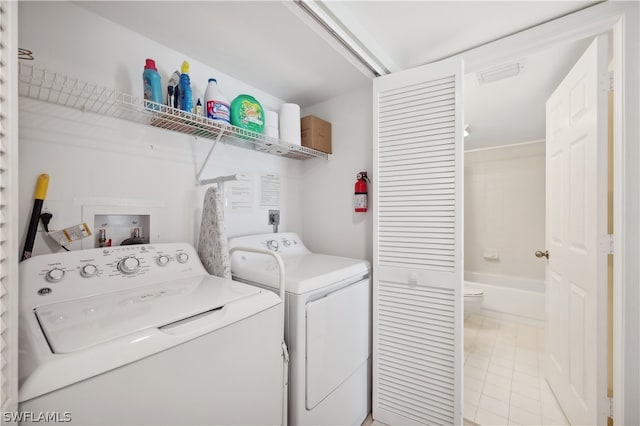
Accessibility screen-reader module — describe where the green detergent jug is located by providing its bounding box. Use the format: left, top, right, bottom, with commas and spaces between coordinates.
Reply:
230, 94, 265, 134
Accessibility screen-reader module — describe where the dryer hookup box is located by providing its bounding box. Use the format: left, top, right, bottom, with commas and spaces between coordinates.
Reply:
301, 115, 332, 154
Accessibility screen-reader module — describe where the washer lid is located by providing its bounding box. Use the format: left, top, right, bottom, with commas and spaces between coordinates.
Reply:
233, 253, 370, 294
34, 276, 261, 354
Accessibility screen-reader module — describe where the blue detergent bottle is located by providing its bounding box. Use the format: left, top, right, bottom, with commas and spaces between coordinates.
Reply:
143, 58, 162, 107
178, 61, 193, 113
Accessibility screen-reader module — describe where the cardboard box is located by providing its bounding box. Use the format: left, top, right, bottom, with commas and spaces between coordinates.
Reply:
301, 115, 332, 154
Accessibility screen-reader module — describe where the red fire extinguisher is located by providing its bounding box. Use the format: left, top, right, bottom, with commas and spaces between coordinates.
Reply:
354, 172, 370, 213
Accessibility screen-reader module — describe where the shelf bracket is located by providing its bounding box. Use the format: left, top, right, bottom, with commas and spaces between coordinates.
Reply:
195, 130, 225, 182
198, 173, 247, 190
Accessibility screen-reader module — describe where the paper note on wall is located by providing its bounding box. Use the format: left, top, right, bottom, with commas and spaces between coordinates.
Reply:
260, 173, 281, 207
229, 177, 253, 211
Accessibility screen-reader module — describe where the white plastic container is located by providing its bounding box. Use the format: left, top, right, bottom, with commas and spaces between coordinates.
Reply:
279, 103, 301, 145
204, 78, 230, 123
264, 110, 279, 138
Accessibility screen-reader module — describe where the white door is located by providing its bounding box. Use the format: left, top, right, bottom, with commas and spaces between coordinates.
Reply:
545, 35, 609, 426
0, 0, 20, 412
373, 57, 464, 425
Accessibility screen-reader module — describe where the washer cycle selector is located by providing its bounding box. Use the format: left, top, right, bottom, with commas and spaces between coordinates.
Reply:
80, 264, 98, 278
176, 253, 189, 264
118, 257, 141, 274
46, 268, 65, 283
267, 240, 279, 251
157, 255, 170, 266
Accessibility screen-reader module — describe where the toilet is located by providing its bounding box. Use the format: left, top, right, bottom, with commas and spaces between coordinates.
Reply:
464, 285, 484, 318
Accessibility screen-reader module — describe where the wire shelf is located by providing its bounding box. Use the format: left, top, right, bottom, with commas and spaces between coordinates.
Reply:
18, 63, 328, 161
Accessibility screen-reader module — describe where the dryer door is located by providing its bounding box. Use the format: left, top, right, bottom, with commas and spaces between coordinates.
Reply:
305, 278, 370, 409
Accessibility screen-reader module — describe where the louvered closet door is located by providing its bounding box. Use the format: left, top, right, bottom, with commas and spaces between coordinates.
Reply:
0, 0, 19, 414
372, 56, 463, 426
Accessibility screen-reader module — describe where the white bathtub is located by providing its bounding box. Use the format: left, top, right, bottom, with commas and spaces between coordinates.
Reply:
465, 271, 545, 323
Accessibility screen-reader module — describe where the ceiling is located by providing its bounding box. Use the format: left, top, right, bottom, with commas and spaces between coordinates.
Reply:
463, 36, 592, 150
78, 0, 600, 149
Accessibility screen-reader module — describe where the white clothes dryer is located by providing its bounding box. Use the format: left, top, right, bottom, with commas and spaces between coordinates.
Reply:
229, 233, 371, 426
19, 243, 284, 426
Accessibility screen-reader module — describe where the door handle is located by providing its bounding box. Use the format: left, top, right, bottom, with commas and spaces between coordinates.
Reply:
535, 250, 549, 259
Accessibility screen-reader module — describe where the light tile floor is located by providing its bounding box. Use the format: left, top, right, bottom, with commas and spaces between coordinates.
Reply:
361, 414, 387, 426
464, 314, 571, 426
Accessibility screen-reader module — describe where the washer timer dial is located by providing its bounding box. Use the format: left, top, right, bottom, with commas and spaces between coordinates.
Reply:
176, 253, 189, 264
117, 257, 141, 275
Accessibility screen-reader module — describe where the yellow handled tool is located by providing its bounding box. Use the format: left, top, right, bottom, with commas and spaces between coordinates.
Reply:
21, 174, 49, 261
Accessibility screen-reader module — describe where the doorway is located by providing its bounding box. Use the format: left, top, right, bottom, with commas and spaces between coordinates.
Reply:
369, 3, 635, 425
462, 33, 612, 425
462, 141, 558, 425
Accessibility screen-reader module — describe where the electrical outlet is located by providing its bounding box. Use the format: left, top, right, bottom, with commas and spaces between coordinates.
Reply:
268, 210, 280, 225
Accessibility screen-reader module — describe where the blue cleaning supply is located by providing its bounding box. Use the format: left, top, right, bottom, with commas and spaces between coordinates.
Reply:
143, 58, 162, 107
178, 61, 193, 113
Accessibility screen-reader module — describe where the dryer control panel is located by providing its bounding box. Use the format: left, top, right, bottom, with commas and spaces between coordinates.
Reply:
228, 232, 312, 289
230, 232, 310, 258
20, 243, 206, 308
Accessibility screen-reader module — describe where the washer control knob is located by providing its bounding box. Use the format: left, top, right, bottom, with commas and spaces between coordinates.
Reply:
46, 268, 65, 283
267, 240, 279, 251
157, 255, 170, 266
176, 253, 189, 264
118, 257, 141, 274
80, 264, 98, 278
282, 239, 291, 248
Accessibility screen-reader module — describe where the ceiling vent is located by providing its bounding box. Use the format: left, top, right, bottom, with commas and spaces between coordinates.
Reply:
476, 61, 524, 85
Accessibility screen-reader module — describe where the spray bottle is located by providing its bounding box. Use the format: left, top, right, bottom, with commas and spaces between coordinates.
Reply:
178, 60, 193, 113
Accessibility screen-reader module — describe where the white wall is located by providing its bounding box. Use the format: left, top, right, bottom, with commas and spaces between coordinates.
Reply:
464, 141, 545, 280
301, 87, 373, 263
18, 1, 304, 255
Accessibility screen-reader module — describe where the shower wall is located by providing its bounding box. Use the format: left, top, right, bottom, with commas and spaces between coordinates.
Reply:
464, 141, 545, 280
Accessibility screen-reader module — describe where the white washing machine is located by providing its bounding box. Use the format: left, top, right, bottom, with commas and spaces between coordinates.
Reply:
19, 243, 284, 426
229, 233, 371, 426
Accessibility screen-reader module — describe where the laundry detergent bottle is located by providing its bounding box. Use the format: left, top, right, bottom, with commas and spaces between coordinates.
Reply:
204, 78, 230, 123
230, 94, 265, 133
143, 58, 162, 107
178, 60, 193, 113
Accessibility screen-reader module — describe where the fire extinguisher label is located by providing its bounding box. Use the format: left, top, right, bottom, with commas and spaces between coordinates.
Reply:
354, 194, 367, 210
